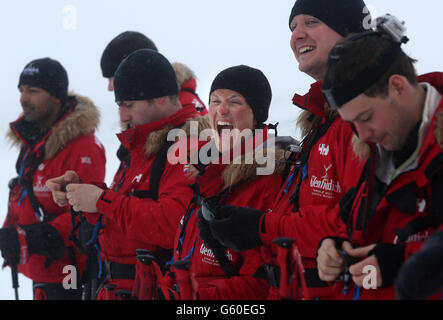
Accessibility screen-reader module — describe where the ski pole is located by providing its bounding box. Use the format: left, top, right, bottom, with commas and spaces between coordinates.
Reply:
11, 264, 19, 300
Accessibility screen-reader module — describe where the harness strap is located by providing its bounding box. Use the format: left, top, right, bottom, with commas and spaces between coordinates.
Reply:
289, 116, 336, 212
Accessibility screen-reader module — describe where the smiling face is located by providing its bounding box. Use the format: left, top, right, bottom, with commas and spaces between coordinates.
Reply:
290, 14, 343, 80
209, 89, 255, 152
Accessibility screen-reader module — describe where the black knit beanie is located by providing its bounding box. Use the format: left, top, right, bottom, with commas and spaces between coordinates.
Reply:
289, 0, 369, 36
18, 58, 69, 105
209, 65, 272, 124
113, 49, 179, 102
101, 31, 158, 78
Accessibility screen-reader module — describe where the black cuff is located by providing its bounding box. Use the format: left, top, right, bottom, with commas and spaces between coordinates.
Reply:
369, 243, 405, 288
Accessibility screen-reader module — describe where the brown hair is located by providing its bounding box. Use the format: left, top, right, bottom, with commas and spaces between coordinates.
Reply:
326, 33, 418, 99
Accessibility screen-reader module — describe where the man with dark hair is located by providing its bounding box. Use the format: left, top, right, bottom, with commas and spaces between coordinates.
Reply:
0, 58, 106, 299
47, 49, 209, 300
317, 23, 443, 299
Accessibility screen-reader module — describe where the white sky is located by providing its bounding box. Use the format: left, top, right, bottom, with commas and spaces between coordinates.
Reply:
0, 0, 442, 300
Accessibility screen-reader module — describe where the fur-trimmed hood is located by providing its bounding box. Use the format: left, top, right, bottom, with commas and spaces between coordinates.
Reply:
7, 92, 100, 160
221, 147, 287, 191
187, 132, 290, 191
172, 62, 196, 89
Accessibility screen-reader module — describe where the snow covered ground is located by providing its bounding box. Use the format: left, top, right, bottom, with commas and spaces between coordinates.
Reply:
1, 0, 442, 300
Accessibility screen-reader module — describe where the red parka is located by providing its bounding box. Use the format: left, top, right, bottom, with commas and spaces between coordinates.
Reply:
339, 72, 443, 300
5, 93, 106, 284
172, 128, 286, 299
93, 106, 208, 299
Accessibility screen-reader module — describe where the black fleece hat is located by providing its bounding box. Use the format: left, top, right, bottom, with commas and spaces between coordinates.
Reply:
210, 65, 272, 124
101, 31, 158, 78
289, 0, 369, 36
18, 57, 69, 105
113, 49, 179, 102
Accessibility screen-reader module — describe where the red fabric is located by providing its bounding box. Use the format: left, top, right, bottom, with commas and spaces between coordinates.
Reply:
259, 82, 366, 299
95, 106, 200, 297
339, 73, 443, 300
179, 78, 208, 116
33, 288, 47, 300
96, 279, 134, 300
5, 99, 106, 284
171, 128, 283, 300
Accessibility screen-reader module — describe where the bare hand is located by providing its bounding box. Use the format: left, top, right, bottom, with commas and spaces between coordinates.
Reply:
347, 244, 382, 288
46, 171, 80, 207
65, 184, 103, 213
317, 239, 352, 282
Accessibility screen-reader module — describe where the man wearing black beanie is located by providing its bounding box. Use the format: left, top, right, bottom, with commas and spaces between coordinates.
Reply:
101, 31, 158, 91
99, 34, 208, 254
0, 58, 106, 300
202, 0, 371, 300
47, 49, 209, 300
289, 0, 368, 81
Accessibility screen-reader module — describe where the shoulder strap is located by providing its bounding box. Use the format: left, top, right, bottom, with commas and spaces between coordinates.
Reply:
13, 145, 54, 222
130, 139, 175, 201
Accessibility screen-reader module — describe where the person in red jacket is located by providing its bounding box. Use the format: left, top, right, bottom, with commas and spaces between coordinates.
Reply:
160, 65, 287, 300
0, 58, 106, 300
47, 49, 209, 300
317, 20, 443, 299
203, 0, 370, 300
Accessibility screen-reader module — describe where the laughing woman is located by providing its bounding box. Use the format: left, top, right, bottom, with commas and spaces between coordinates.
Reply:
165, 65, 288, 299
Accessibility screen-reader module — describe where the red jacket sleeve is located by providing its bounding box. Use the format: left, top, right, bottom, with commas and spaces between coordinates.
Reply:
261, 203, 348, 258
96, 162, 195, 249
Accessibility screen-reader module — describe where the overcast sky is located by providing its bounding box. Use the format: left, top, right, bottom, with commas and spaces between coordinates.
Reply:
0, 0, 442, 300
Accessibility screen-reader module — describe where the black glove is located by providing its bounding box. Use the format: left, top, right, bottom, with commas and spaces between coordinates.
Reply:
21, 223, 66, 267
0, 227, 20, 266
369, 243, 405, 288
395, 230, 443, 300
196, 209, 226, 252
197, 208, 239, 277
207, 204, 265, 252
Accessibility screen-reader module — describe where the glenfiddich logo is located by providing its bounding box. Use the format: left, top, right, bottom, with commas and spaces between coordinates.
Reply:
200, 243, 233, 261
310, 164, 341, 194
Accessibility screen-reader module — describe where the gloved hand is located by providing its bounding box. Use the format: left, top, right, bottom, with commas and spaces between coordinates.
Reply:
21, 223, 66, 268
0, 227, 20, 266
196, 209, 226, 252
395, 230, 443, 300
206, 203, 265, 252
368, 242, 405, 288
